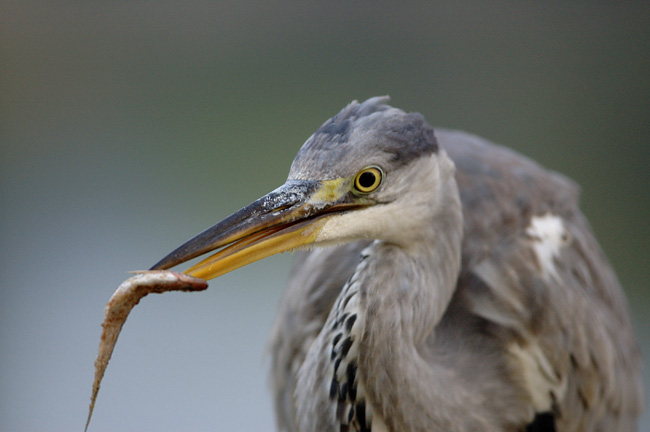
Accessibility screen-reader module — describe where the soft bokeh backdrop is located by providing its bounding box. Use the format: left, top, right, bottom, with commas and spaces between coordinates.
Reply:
2, 2, 648, 431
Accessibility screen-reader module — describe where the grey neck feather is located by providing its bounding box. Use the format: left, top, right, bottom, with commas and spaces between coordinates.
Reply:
357, 157, 466, 431
296, 152, 495, 431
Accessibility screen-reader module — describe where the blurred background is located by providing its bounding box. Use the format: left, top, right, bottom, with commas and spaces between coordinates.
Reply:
1, 2, 648, 431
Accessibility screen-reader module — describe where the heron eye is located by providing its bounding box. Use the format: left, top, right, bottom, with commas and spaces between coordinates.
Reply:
353, 166, 383, 194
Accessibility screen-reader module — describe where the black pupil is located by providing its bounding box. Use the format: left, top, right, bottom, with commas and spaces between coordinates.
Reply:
358, 171, 376, 188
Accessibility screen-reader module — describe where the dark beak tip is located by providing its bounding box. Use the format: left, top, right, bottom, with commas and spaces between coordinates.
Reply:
147, 180, 321, 274
149, 254, 178, 271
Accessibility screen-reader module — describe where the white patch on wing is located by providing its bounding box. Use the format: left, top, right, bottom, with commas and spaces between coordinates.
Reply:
526, 214, 569, 282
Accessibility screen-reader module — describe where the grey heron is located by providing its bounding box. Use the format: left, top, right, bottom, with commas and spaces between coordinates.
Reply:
151, 97, 643, 431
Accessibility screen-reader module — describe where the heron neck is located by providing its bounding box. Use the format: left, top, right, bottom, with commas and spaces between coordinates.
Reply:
356, 187, 463, 430
360, 218, 462, 351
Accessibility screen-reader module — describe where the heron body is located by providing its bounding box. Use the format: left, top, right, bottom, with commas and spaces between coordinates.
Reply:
152, 97, 643, 431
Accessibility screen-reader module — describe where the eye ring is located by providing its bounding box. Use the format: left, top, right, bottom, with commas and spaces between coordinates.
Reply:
353, 166, 383, 194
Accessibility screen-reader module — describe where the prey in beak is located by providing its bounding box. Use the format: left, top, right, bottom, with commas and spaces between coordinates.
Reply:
85, 178, 374, 431
150, 178, 371, 280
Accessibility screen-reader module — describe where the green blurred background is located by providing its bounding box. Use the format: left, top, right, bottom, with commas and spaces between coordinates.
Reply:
1, 2, 648, 431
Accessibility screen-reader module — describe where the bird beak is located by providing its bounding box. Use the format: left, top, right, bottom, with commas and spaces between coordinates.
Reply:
150, 179, 362, 280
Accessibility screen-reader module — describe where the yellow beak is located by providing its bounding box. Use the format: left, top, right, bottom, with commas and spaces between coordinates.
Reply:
150, 179, 364, 280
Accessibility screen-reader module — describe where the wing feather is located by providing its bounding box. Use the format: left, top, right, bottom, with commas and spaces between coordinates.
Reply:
438, 129, 643, 430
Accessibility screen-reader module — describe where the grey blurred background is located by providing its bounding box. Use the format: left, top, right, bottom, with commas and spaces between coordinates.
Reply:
1, 2, 648, 431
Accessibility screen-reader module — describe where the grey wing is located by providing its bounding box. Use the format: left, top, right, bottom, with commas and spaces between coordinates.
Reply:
438, 129, 644, 431
269, 242, 369, 432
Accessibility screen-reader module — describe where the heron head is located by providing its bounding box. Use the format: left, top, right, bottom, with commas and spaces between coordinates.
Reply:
151, 96, 451, 280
